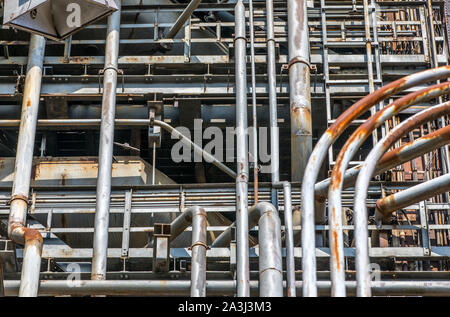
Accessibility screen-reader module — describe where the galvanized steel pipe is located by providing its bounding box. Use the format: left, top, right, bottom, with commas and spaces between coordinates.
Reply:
5, 280, 450, 297
169, 206, 207, 297
91, 0, 122, 282
266, 0, 280, 185
256, 202, 283, 297
234, 0, 250, 297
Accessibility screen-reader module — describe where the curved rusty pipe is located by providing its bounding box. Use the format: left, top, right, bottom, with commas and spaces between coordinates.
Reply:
169, 206, 207, 297
301, 66, 450, 296
315, 124, 450, 200
327, 82, 450, 296
354, 101, 450, 297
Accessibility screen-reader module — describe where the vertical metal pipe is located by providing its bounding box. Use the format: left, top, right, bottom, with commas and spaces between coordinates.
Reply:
91, 0, 122, 281
266, 0, 280, 185
248, 0, 259, 203
258, 202, 283, 297
234, 0, 250, 297
8, 34, 46, 297
281, 182, 296, 297
288, 0, 312, 181
18, 230, 43, 297
190, 207, 207, 297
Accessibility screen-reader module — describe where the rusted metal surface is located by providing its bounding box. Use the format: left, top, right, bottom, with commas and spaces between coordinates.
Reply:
7, 33, 46, 298
289, 0, 312, 182
314, 124, 450, 200
354, 101, 450, 297
327, 81, 450, 297
301, 66, 450, 297
376, 173, 450, 218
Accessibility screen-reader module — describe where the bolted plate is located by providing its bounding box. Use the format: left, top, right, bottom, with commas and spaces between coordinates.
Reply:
3, 0, 118, 41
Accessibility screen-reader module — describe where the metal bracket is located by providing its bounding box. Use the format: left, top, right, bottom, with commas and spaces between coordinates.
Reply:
121, 190, 133, 259
419, 201, 431, 256
147, 93, 163, 148
229, 225, 237, 274
152, 223, 171, 273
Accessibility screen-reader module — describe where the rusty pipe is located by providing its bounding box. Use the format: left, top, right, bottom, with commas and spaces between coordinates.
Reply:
327, 82, 450, 297
376, 173, 450, 220
301, 66, 450, 296
315, 124, 450, 200
354, 101, 450, 297
289, 0, 311, 182
8, 34, 46, 297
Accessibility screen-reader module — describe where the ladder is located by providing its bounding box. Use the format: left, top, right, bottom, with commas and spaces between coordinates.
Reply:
320, 0, 383, 169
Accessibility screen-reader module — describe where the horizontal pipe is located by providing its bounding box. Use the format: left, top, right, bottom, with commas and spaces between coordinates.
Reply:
4, 280, 450, 297
376, 172, 450, 218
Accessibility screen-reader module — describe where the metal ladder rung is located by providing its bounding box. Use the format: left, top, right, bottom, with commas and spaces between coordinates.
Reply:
326, 79, 383, 85
328, 119, 367, 125
325, 41, 378, 48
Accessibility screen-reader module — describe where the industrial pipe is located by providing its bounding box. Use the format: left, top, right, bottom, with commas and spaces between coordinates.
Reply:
327, 82, 450, 297
91, 0, 122, 282
248, 0, 259, 203
266, 0, 280, 188
288, 0, 312, 182
376, 172, 450, 220
275, 181, 296, 297
314, 124, 450, 200
256, 202, 283, 297
8, 34, 46, 297
5, 280, 450, 297
169, 206, 207, 297
211, 202, 283, 297
165, 0, 202, 39
301, 66, 450, 297
354, 101, 450, 297
234, 0, 250, 297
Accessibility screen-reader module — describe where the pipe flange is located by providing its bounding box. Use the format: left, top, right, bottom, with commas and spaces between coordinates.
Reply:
8, 194, 30, 206
287, 56, 311, 70
189, 241, 209, 250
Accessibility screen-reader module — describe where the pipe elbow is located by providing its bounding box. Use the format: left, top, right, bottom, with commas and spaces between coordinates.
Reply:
9, 224, 43, 248
254, 202, 278, 218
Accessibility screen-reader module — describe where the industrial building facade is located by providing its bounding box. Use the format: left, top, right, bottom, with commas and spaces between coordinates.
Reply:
0, 0, 449, 297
